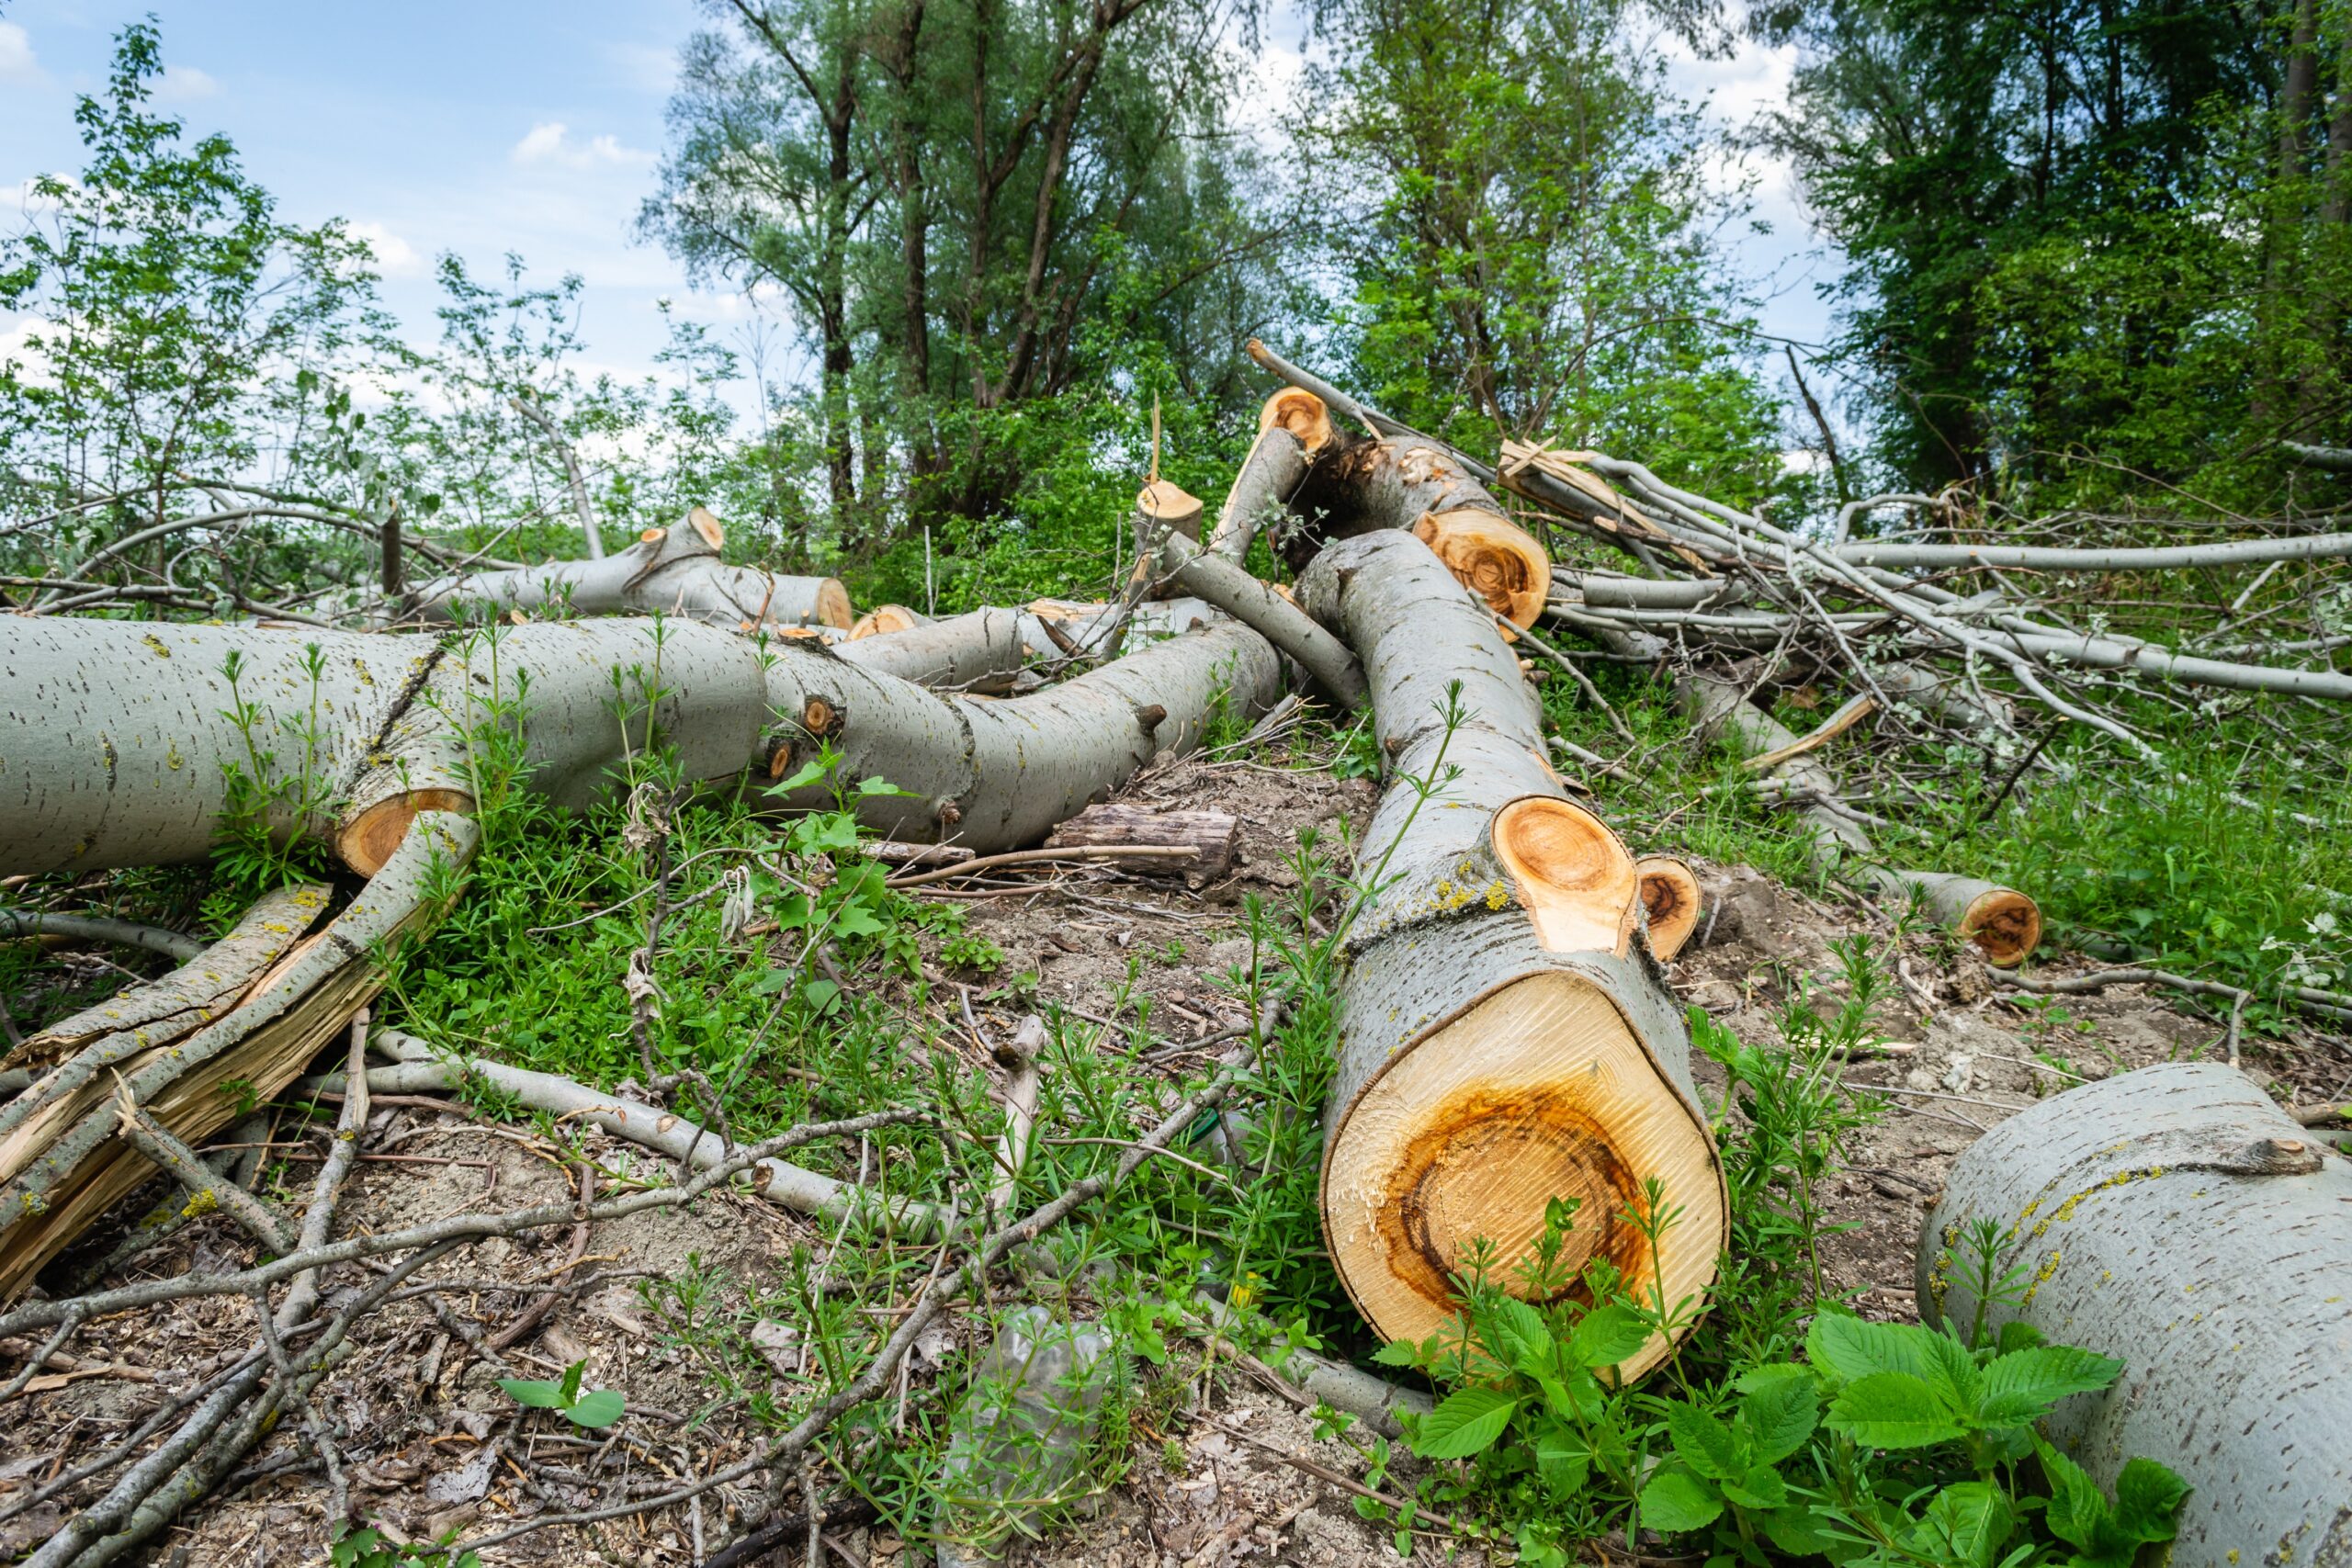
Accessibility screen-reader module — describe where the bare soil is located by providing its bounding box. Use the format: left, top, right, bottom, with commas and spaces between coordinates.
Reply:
4, 742, 2343, 1568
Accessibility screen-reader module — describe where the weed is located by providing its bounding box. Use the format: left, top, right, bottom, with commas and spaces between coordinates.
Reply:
498, 1358, 626, 1429
941, 931, 1007, 975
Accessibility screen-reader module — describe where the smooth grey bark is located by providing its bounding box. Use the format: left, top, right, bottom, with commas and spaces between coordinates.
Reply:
0, 613, 1281, 880
831, 607, 1028, 693
1298, 532, 1553, 948
1206, 425, 1312, 565
0, 911, 205, 963
1153, 529, 1367, 709
411, 514, 849, 633
1838, 533, 2352, 570
1922, 1063, 2352, 1566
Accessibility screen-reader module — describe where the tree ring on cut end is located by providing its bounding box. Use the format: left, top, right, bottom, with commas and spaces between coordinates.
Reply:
337, 788, 475, 876
1960, 887, 2041, 968
1383, 1085, 1642, 1305
1323, 968, 1724, 1381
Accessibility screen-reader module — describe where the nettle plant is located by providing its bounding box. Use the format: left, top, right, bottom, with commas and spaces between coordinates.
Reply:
1358, 967, 2190, 1568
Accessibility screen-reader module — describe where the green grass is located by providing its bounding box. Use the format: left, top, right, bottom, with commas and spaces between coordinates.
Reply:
1537, 653, 2351, 1015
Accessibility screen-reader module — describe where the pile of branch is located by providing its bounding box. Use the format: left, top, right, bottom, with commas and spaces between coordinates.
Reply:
1244, 341, 2352, 966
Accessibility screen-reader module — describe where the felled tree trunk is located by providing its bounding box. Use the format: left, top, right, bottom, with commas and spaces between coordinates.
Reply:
832, 607, 1029, 693
1205, 389, 1338, 564
1, 613, 1278, 878
1921, 1063, 2352, 1565
1286, 435, 1551, 631
412, 507, 854, 633
0, 815, 473, 1297
0, 608, 1278, 1292
1297, 531, 1724, 1380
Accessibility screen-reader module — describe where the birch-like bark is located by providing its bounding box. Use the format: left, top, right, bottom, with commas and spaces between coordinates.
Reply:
1923, 1063, 2352, 1565
411, 509, 852, 633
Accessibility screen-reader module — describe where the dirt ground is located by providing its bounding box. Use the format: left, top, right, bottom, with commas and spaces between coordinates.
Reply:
4, 743, 2345, 1568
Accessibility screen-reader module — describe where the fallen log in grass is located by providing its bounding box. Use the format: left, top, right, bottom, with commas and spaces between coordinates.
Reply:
1921, 1062, 2352, 1567
1298, 530, 1724, 1379
412, 506, 853, 633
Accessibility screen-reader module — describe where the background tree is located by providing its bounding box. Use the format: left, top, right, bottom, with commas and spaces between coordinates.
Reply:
1301, 0, 1788, 503
1759, 0, 2352, 508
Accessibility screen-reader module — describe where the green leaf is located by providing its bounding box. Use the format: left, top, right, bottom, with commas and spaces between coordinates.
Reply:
2111, 1457, 2189, 1544
831, 903, 887, 938
1532, 1429, 1591, 1495
1762, 1505, 1836, 1558
1370, 1339, 1421, 1369
1824, 1372, 1966, 1450
1665, 1403, 1742, 1481
1736, 1371, 1818, 1464
1912, 1482, 2016, 1568
564, 1388, 627, 1429
764, 758, 830, 795
1483, 1295, 1555, 1375
1412, 1386, 1518, 1460
856, 775, 914, 797
498, 1377, 567, 1409
1806, 1311, 1940, 1385
1564, 1303, 1650, 1369
1920, 1330, 1982, 1420
1638, 1468, 1724, 1534
1722, 1465, 1790, 1510
559, 1358, 584, 1404
800, 978, 842, 1012
1977, 1346, 2124, 1427
2035, 1438, 2112, 1552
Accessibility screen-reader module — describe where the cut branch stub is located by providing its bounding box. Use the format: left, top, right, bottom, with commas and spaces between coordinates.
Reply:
1634, 857, 1702, 963
1301, 531, 1724, 1379
1868, 869, 2041, 967
1492, 797, 1639, 956
849, 604, 926, 639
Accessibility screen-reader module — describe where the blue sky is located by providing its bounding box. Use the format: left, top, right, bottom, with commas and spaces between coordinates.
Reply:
0, 2, 1841, 412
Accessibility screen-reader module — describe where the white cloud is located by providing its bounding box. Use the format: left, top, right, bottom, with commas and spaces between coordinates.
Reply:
345, 220, 428, 279
155, 63, 220, 102
510, 121, 655, 171
0, 22, 40, 85
1, 174, 74, 218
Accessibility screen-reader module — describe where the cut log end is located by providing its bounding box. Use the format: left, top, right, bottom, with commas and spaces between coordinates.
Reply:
848, 604, 926, 640
336, 788, 476, 876
1137, 480, 1205, 543
687, 506, 726, 549
1959, 886, 2041, 968
1412, 509, 1551, 627
1258, 388, 1335, 453
812, 578, 855, 631
1635, 856, 1702, 962
1492, 797, 1639, 956
1324, 970, 1724, 1381
803, 697, 841, 737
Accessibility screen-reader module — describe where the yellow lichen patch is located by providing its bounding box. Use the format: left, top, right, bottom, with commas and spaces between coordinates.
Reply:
142, 632, 172, 658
